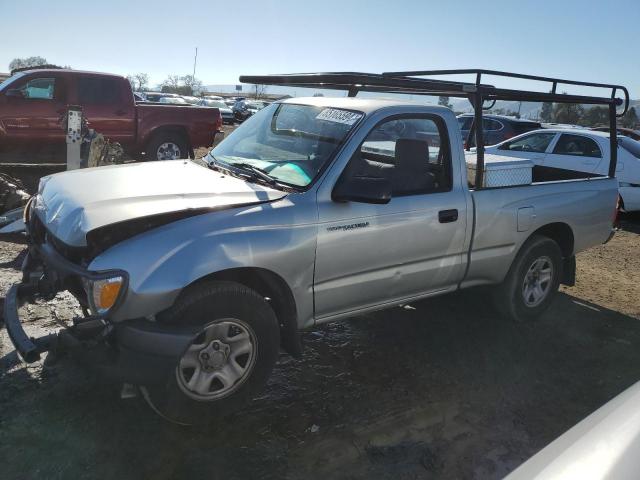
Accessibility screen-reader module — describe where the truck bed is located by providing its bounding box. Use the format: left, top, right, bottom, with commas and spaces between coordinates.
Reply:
465, 151, 604, 188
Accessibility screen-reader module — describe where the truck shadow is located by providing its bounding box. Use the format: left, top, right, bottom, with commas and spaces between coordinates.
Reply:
619, 211, 640, 233
2, 288, 640, 479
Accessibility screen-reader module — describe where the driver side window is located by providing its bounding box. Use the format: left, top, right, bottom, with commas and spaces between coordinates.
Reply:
348, 116, 452, 196
498, 132, 556, 153
20, 77, 56, 100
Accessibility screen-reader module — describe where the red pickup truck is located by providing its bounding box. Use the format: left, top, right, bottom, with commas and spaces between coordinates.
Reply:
0, 69, 222, 160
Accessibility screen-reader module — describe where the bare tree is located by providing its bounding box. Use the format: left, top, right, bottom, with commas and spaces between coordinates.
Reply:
127, 73, 150, 92
135, 73, 149, 92
126, 75, 136, 90
181, 75, 203, 96
253, 84, 267, 99
160, 75, 182, 93
9, 56, 48, 71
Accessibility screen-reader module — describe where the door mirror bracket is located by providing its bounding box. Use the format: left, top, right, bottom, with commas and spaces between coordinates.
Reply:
5, 89, 24, 99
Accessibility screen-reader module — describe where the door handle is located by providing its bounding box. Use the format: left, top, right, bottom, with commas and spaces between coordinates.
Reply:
438, 209, 458, 223
115, 109, 126, 116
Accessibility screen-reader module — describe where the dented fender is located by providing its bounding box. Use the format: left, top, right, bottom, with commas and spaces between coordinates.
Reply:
89, 194, 318, 328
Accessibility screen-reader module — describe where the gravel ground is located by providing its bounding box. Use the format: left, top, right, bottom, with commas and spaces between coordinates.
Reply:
0, 190, 639, 478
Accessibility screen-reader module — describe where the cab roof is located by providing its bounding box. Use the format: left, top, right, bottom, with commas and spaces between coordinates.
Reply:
280, 95, 450, 115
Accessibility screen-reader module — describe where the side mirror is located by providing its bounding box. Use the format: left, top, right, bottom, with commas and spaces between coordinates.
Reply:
5, 89, 24, 98
332, 176, 392, 204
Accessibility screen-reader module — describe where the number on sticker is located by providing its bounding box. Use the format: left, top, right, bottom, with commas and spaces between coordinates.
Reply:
316, 108, 362, 125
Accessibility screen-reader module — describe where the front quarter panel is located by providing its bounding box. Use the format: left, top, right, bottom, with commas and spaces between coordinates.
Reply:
89, 194, 318, 326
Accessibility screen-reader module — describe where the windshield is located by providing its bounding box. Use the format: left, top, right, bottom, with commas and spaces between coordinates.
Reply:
211, 103, 363, 188
0, 72, 25, 92
619, 137, 640, 159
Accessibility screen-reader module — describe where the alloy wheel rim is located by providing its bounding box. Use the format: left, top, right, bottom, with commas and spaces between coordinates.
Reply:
522, 255, 554, 307
157, 142, 181, 160
176, 319, 257, 400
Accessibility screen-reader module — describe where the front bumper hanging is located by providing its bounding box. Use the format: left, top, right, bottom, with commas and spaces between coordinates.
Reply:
3, 276, 197, 384
2, 245, 198, 384
4, 284, 57, 363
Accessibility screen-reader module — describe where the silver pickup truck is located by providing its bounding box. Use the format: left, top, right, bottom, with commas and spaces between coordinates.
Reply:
3, 70, 624, 423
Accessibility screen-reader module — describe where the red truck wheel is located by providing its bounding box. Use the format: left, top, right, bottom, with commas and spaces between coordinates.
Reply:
145, 133, 189, 161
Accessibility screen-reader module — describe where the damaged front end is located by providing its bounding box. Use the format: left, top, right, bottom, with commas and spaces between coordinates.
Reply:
3, 201, 198, 384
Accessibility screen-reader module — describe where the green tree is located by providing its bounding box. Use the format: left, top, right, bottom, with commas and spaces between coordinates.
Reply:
581, 107, 609, 127
620, 107, 638, 129
552, 102, 584, 125
160, 75, 203, 96
540, 101, 553, 122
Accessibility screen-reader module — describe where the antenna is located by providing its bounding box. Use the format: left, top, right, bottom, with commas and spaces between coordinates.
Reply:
192, 47, 198, 79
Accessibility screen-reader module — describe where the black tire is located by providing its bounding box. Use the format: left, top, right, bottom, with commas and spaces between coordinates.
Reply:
145, 132, 189, 161
142, 281, 280, 425
492, 235, 563, 322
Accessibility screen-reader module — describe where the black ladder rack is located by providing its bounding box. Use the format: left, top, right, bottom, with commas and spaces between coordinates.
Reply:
239, 69, 629, 188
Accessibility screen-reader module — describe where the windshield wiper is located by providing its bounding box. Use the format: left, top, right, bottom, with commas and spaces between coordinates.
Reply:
208, 156, 294, 190
229, 162, 279, 186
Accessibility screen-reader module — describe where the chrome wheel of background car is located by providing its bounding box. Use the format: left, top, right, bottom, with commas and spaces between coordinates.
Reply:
522, 256, 554, 307
156, 142, 182, 160
176, 319, 257, 401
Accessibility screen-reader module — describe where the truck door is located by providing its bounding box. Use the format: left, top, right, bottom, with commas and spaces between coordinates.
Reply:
314, 114, 468, 319
0, 73, 68, 145
75, 75, 136, 145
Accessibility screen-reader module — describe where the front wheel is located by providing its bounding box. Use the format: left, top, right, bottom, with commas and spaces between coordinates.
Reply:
492, 235, 563, 322
142, 281, 280, 424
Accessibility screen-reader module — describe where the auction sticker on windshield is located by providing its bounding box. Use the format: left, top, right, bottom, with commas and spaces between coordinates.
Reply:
316, 108, 363, 125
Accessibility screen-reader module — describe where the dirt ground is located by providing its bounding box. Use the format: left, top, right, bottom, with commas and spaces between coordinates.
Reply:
1, 201, 639, 479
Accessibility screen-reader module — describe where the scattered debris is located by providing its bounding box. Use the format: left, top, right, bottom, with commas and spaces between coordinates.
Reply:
310, 424, 320, 433
0, 173, 30, 215
0, 207, 24, 230
0, 218, 25, 234
84, 131, 125, 167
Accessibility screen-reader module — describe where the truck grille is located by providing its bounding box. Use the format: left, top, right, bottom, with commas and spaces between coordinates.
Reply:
30, 213, 87, 265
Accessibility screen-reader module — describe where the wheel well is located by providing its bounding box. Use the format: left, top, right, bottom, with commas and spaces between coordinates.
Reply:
531, 222, 574, 258
189, 268, 302, 357
145, 126, 190, 149
529, 222, 576, 286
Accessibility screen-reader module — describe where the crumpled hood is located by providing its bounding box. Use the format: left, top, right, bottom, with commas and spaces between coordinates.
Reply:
34, 160, 287, 247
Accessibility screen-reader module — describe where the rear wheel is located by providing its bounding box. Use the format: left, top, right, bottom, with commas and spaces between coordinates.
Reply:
492, 235, 562, 322
142, 281, 280, 424
145, 132, 189, 161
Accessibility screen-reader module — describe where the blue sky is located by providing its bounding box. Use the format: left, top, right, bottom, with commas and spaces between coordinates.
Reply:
1, 0, 638, 97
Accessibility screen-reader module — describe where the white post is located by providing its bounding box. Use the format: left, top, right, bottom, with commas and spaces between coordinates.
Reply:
65, 108, 83, 170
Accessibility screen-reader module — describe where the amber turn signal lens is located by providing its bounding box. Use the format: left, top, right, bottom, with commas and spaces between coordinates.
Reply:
91, 277, 123, 312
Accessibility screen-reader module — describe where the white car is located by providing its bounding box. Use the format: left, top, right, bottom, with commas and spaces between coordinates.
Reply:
485, 129, 640, 212
158, 96, 188, 105
506, 380, 640, 479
